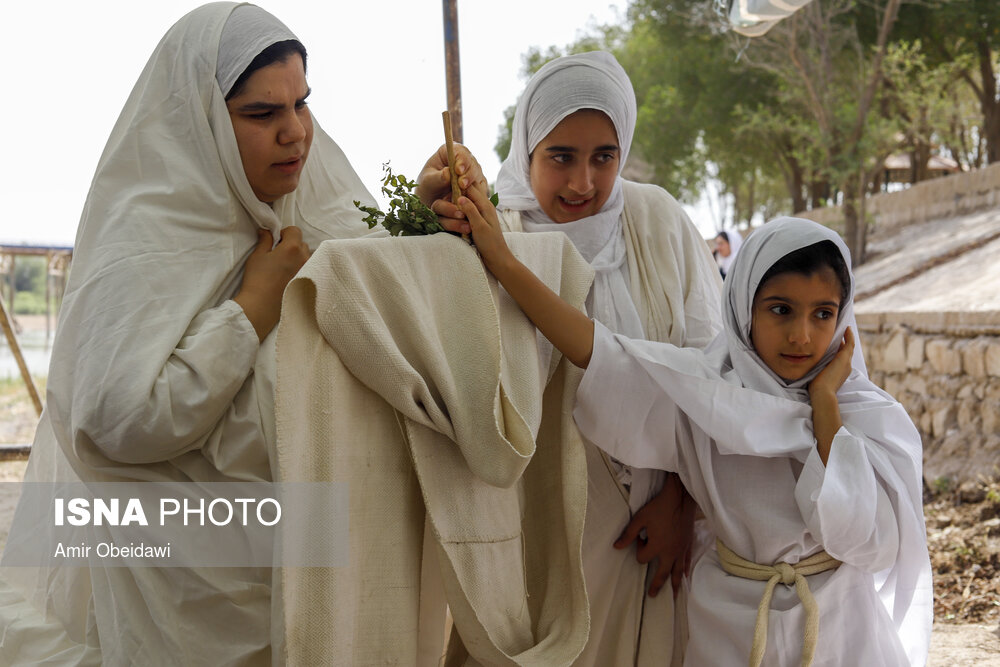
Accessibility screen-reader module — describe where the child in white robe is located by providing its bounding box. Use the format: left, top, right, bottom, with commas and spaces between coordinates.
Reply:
459, 201, 932, 666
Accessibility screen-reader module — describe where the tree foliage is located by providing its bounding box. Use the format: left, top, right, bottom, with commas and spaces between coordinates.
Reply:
888, 0, 1000, 164
495, 0, 992, 259
14, 258, 44, 294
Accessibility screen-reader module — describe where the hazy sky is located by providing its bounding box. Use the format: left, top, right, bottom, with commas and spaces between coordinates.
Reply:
1, 0, 717, 245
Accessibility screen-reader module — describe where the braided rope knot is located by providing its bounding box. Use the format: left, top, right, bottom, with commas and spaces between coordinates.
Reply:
775, 562, 797, 585
716, 540, 841, 667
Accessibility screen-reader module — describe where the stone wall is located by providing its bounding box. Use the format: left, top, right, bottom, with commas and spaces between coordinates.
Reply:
797, 161, 1000, 236
858, 310, 1000, 487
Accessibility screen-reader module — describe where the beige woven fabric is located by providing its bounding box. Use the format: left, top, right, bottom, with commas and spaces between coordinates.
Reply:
716, 540, 841, 667
275, 232, 594, 666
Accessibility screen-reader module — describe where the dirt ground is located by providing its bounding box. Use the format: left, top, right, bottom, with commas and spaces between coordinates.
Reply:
923, 475, 1000, 664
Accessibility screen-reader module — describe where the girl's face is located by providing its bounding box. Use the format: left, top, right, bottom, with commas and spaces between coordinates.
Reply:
528, 110, 620, 223
715, 236, 731, 257
227, 54, 313, 203
750, 267, 842, 382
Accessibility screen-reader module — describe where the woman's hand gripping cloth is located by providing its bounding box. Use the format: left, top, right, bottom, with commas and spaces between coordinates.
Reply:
274, 231, 595, 666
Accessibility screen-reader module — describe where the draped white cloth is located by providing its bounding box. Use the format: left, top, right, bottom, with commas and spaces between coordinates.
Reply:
216, 4, 297, 96
575, 217, 933, 666
0, 3, 374, 665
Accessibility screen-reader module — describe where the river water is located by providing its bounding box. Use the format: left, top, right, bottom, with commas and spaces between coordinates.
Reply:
0, 327, 53, 381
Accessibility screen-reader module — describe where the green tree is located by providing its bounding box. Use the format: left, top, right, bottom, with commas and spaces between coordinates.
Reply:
623, 0, 790, 225
879, 40, 973, 182
738, 0, 904, 263
889, 0, 1000, 164
14, 257, 45, 294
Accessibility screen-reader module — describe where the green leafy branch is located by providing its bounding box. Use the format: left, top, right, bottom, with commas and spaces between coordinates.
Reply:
354, 162, 500, 239
354, 163, 444, 237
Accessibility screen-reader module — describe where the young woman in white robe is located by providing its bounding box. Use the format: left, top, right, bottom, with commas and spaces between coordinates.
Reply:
477, 51, 723, 665
0, 4, 482, 665
458, 206, 933, 666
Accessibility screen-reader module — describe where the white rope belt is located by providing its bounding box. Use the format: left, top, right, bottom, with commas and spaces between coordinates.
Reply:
716, 540, 841, 667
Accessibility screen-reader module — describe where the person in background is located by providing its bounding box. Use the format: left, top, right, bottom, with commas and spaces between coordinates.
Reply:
715, 229, 743, 278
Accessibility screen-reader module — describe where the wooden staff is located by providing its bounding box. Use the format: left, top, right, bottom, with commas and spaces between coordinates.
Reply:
0, 294, 43, 416
442, 110, 468, 241
442, 111, 462, 201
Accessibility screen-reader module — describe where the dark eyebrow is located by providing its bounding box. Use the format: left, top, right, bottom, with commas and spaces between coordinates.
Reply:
760, 295, 840, 309
543, 144, 619, 154
234, 88, 311, 113
235, 101, 283, 113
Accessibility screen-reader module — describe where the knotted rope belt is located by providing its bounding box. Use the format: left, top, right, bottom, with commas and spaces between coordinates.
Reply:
716, 540, 841, 667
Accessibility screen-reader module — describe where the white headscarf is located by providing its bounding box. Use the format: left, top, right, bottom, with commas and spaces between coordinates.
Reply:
496, 51, 644, 338
50, 0, 375, 478
714, 217, 861, 396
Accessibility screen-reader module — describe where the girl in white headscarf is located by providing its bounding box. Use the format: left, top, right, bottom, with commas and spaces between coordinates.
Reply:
715, 228, 744, 278
460, 205, 933, 666
0, 3, 481, 665
485, 51, 723, 665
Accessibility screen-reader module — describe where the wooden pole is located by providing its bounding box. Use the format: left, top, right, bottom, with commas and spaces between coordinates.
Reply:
0, 294, 43, 416
45, 251, 52, 343
7, 255, 14, 315
442, 111, 462, 202
443, 111, 469, 242
442, 0, 463, 143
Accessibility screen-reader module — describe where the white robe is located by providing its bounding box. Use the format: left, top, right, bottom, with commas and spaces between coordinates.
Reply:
574, 218, 932, 666
500, 180, 723, 666
580, 323, 911, 665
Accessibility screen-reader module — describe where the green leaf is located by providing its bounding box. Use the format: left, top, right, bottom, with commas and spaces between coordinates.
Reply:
362, 163, 453, 237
